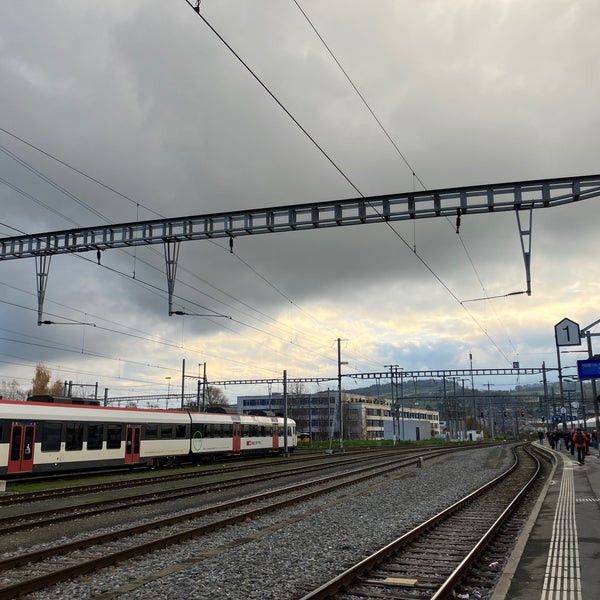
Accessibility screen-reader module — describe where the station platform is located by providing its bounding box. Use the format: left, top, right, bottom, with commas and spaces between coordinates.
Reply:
492, 442, 600, 599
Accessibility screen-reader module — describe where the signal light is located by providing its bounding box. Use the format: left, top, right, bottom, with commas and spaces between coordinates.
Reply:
503, 410, 508, 417
520, 410, 525, 417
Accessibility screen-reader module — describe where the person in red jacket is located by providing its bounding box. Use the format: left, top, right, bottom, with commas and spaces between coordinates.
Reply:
572, 428, 590, 464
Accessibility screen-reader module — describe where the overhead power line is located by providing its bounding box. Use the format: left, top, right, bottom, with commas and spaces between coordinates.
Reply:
182, 0, 521, 366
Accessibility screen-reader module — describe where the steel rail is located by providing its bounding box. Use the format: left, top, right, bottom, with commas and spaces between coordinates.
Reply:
299, 443, 540, 599
0, 449, 460, 599
431, 444, 543, 599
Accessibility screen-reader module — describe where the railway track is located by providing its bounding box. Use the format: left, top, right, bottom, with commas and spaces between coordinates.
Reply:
0, 449, 449, 535
0, 448, 460, 599
0, 446, 421, 506
299, 443, 544, 599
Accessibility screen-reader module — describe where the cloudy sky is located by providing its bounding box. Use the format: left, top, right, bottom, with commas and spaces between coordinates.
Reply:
1, 1, 599, 403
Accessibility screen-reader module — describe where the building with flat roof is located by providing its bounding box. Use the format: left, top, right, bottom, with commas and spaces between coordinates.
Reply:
237, 390, 440, 442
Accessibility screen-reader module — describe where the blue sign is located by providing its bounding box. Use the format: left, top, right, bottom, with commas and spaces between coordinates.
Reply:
552, 415, 577, 423
577, 359, 600, 379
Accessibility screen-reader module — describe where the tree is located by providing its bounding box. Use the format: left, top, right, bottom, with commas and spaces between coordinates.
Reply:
30, 364, 64, 396
31, 364, 52, 396
288, 382, 307, 422
0, 378, 27, 400
205, 385, 228, 407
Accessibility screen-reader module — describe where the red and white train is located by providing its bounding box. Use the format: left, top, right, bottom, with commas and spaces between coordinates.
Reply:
0, 396, 297, 477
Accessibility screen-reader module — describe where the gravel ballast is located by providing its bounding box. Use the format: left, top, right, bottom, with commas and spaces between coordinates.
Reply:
22, 446, 512, 600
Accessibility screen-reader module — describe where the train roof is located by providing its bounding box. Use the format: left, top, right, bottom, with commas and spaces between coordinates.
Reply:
0, 399, 293, 425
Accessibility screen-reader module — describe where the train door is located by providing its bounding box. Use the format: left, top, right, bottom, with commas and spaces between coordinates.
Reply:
7, 423, 36, 473
124, 425, 141, 463
232, 422, 241, 454
272, 425, 279, 451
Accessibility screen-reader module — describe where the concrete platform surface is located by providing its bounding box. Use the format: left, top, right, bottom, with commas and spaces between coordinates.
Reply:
492, 442, 600, 600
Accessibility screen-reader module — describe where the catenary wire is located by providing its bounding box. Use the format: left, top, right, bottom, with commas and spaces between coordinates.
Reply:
0, 133, 348, 367
183, 0, 514, 366
292, 1, 521, 362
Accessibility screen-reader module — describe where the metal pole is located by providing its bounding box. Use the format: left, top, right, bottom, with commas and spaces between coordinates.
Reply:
309, 393, 313, 442
461, 379, 467, 440
181, 358, 186, 410
586, 332, 600, 456
470, 352, 476, 428
202, 362, 207, 411
283, 369, 289, 457
542, 362, 550, 429
400, 370, 405, 441
388, 365, 397, 443
337, 338, 344, 451
556, 343, 566, 430
443, 377, 447, 439
488, 383, 494, 440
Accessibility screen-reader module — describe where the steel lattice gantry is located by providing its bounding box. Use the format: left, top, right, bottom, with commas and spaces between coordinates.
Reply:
1, 174, 599, 322
208, 367, 546, 387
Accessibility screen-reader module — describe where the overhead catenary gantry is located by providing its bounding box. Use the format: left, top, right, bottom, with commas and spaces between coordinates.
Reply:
1, 174, 599, 323
208, 366, 547, 387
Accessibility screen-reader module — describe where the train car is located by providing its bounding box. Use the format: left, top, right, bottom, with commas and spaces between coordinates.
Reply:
0, 398, 296, 477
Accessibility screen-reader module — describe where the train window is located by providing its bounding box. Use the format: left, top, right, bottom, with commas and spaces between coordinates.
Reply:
175, 424, 187, 438
145, 424, 158, 439
106, 424, 122, 449
87, 424, 104, 450
65, 423, 84, 451
10, 426, 22, 460
41, 422, 62, 452
160, 424, 173, 439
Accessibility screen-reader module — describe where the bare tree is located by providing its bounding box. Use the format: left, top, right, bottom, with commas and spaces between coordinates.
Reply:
0, 379, 27, 400
205, 386, 228, 407
288, 382, 306, 423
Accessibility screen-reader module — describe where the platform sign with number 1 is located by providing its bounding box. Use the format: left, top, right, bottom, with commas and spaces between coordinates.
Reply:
554, 318, 581, 347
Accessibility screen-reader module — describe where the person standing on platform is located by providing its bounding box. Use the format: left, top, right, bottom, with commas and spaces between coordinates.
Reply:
572, 428, 590, 464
